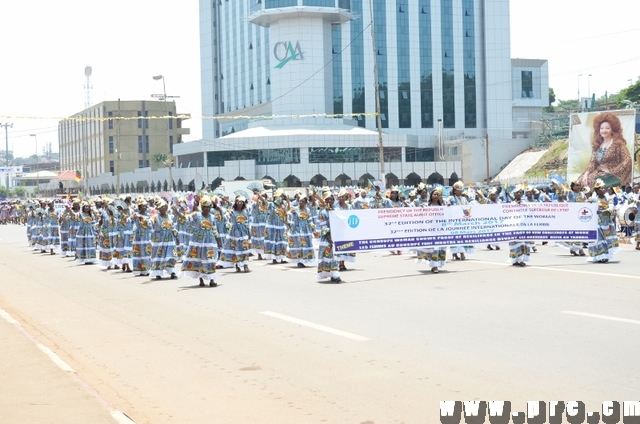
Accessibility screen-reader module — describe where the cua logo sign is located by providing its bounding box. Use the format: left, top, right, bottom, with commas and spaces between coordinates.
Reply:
274, 41, 303, 69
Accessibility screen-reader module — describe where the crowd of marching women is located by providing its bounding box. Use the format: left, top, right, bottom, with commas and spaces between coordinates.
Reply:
1, 176, 634, 284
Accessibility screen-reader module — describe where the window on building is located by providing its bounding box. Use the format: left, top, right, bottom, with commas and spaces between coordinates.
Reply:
108, 136, 114, 154
138, 136, 143, 153
108, 111, 113, 130
522, 71, 533, 98
139, 160, 144, 168
109, 160, 114, 174
145, 136, 149, 153
137, 111, 142, 129
169, 135, 173, 154
168, 111, 173, 130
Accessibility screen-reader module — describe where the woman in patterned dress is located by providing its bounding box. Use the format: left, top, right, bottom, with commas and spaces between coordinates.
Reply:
315, 191, 341, 283
218, 195, 252, 273
113, 202, 134, 272
416, 188, 447, 273
75, 202, 97, 264
508, 186, 529, 267
149, 199, 180, 280
384, 186, 405, 255
334, 188, 356, 271
60, 200, 80, 257
264, 190, 290, 264
43, 200, 61, 255
588, 179, 619, 263
97, 203, 118, 268
180, 195, 222, 287
250, 192, 269, 260
173, 197, 190, 262
286, 195, 317, 267
131, 198, 152, 276
447, 181, 474, 260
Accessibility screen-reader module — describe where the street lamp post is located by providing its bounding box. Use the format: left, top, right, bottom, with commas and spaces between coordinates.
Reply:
152, 75, 175, 191
578, 74, 582, 109
1, 123, 12, 190
30, 134, 38, 195
587, 74, 594, 109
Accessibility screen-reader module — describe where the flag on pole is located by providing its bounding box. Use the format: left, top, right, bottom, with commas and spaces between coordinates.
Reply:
74, 170, 82, 183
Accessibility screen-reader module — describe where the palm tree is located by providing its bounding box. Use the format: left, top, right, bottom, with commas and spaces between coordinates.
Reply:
152, 153, 174, 191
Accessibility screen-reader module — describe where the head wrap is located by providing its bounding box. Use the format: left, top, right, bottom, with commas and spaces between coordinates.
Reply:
199, 195, 213, 207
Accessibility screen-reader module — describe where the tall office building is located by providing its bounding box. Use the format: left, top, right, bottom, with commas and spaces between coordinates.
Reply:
59, 100, 190, 192
187, 0, 548, 187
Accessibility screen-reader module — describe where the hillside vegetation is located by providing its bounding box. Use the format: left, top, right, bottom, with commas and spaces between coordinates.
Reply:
525, 139, 569, 178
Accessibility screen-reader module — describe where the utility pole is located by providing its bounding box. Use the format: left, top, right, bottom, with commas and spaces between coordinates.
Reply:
369, 0, 385, 186
153, 75, 178, 191
1, 123, 12, 190
116, 99, 121, 196
484, 133, 490, 184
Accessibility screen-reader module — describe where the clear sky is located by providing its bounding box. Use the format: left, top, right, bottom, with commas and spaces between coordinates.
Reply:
1, 0, 638, 159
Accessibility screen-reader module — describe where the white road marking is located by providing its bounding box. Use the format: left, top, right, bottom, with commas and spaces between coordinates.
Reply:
562, 311, 640, 325
36, 344, 76, 373
261, 311, 369, 341
0, 309, 18, 324
472, 260, 640, 280
111, 411, 137, 424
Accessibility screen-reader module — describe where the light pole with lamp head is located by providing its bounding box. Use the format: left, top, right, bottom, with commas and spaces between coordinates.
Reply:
30, 134, 39, 195
0, 123, 12, 190
152, 75, 175, 191
587, 74, 595, 109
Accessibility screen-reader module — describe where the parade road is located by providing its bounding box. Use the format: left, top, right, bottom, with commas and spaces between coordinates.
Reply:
1, 223, 638, 423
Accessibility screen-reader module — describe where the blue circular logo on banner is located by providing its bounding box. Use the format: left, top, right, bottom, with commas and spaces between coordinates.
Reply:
348, 215, 360, 228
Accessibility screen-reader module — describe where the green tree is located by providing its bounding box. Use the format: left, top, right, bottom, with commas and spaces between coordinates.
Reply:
619, 77, 640, 107
543, 87, 557, 112
12, 186, 27, 198
556, 99, 580, 112
0, 186, 8, 199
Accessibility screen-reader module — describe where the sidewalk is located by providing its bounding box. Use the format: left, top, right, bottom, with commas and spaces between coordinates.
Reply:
0, 313, 116, 424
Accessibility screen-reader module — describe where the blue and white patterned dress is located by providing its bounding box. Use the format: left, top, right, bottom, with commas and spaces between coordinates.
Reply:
588, 196, 619, 262
218, 209, 252, 268
181, 212, 220, 282
75, 211, 97, 264
286, 205, 316, 265
149, 213, 179, 278
250, 200, 269, 256
264, 201, 289, 262
315, 207, 340, 280
131, 212, 153, 275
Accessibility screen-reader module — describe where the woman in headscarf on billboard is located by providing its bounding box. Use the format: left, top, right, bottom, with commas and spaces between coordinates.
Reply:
578, 112, 632, 187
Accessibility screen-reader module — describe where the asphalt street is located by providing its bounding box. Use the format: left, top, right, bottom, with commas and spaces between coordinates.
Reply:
0, 223, 638, 423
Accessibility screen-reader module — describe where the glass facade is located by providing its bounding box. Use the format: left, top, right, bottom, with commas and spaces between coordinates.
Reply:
419, 1, 434, 128
373, 0, 388, 128
462, 0, 476, 128
207, 148, 300, 166
265, 0, 297, 8
309, 147, 401, 163
396, 1, 411, 128
405, 147, 435, 162
521, 71, 533, 97
350, 0, 365, 127
332, 24, 343, 117
304, 0, 335, 5
441, 0, 455, 128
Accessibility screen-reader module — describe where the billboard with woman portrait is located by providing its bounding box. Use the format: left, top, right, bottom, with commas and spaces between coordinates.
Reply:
567, 109, 636, 187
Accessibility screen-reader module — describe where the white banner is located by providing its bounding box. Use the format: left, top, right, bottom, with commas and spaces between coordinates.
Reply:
0, 166, 23, 175
329, 203, 598, 253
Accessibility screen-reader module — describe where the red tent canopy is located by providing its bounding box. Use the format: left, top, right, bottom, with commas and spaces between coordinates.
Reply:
55, 170, 78, 182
